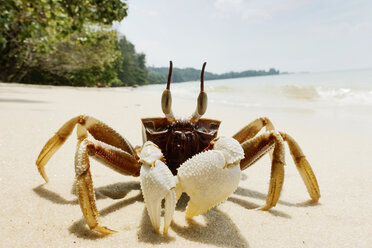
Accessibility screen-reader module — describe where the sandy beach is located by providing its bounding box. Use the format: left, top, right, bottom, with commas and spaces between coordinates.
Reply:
1, 82, 371, 248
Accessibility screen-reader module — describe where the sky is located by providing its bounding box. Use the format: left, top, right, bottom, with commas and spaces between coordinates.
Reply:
115, 0, 372, 74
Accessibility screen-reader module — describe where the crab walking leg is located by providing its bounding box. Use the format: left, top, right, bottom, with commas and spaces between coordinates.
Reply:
239, 131, 286, 210
239, 132, 276, 170
75, 139, 114, 234
280, 132, 320, 201
262, 132, 285, 210
36, 115, 135, 182
36, 116, 79, 182
233, 117, 276, 163
139, 142, 176, 234
233, 117, 275, 144
75, 139, 140, 234
240, 131, 320, 210
76, 171, 116, 234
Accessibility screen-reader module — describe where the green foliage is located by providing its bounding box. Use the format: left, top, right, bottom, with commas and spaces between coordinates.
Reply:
22, 30, 123, 86
117, 36, 148, 86
21, 32, 151, 87
0, 0, 127, 82
147, 71, 166, 85
207, 68, 280, 80
147, 66, 280, 84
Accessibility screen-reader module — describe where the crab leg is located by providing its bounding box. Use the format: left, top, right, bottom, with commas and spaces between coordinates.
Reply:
240, 131, 285, 210
75, 139, 140, 234
239, 130, 320, 210
233, 117, 276, 163
280, 132, 320, 201
233, 117, 275, 144
36, 115, 135, 182
36, 116, 79, 181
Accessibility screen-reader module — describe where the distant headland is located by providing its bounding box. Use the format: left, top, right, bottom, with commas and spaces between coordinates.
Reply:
147, 66, 280, 84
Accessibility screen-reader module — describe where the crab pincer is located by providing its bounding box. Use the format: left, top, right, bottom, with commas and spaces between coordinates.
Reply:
176, 137, 244, 218
140, 137, 245, 234
139, 141, 176, 234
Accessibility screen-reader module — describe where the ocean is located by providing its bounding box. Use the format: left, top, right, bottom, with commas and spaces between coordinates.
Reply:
129, 68, 372, 122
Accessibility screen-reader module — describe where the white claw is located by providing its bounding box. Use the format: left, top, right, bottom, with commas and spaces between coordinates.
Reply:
213, 136, 245, 165
147, 197, 162, 233
139, 141, 176, 234
163, 189, 176, 234
139, 141, 163, 166
177, 137, 244, 219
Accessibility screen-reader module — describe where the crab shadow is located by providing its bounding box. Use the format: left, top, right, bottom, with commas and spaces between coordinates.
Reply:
229, 186, 320, 219
0, 98, 47, 104
33, 181, 143, 240
234, 187, 320, 207
33, 181, 141, 205
33, 181, 318, 243
34, 181, 249, 246
136, 209, 176, 244
166, 194, 250, 248
33, 184, 79, 205
69, 192, 144, 240
136, 193, 249, 246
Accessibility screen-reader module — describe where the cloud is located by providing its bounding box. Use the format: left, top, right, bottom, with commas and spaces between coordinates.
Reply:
309, 21, 372, 39
213, 0, 308, 23
214, 0, 244, 15
213, 0, 246, 19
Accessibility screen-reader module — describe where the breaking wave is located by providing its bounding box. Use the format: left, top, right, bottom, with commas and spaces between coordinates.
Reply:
282, 85, 372, 106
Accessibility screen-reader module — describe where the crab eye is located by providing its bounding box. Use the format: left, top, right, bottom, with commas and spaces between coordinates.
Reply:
161, 61, 175, 122
161, 90, 172, 116
209, 123, 219, 130
196, 91, 207, 116
195, 119, 221, 137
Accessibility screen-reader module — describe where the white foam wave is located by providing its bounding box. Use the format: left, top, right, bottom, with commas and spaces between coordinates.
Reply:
282, 85, 372, 106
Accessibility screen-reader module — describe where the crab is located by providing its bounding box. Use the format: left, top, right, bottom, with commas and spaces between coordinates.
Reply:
35, 61, 320, 235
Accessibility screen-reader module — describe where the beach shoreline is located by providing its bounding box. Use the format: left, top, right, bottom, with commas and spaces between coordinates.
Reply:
0, 82, 371, 247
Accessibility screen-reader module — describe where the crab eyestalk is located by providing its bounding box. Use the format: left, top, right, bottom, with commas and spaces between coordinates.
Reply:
190, 62, 208, 123
161, 61, 176, 122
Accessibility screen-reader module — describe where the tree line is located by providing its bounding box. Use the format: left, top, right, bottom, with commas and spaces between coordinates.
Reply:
0, 0, 148, 87
0, 0, 279, 87
148, 67, 279, 84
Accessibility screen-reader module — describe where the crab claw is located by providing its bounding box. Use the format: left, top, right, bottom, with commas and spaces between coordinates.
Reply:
139, 141, 176, 234
177, 137, 244, 218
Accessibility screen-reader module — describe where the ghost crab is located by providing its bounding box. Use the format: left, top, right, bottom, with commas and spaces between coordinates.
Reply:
35, 61, 320, 235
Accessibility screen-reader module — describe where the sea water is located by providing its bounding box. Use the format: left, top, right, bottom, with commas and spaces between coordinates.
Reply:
136, 69, 372, 114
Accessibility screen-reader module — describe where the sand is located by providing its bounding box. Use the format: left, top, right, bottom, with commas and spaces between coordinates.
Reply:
0, 82, 371, 248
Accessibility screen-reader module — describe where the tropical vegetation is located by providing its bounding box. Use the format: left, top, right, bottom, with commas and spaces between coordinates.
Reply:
0, 0, 279, 87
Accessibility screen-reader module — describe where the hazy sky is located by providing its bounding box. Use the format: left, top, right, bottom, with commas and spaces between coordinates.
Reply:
116, 0, 372, 73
